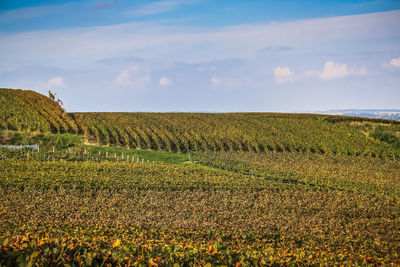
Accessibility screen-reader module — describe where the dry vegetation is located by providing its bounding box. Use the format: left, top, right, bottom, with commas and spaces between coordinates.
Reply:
0, 151, 399, 265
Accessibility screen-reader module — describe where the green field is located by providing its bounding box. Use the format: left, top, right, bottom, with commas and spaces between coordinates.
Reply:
1, 88, 400, 265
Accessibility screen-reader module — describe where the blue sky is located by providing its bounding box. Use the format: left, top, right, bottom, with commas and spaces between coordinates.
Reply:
0, 0, 399, 112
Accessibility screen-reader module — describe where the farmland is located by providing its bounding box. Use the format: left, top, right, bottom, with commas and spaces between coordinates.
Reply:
72, 112, 400, 157
2, 89, 400, 158
1, 151, 399, 265
1, 88, 400, 265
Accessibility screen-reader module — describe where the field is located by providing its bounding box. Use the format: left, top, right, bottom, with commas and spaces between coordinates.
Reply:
72, 112, 400, 158
1, 147, 399, 265
2, 88, 400, 158
1, 88, 400, 265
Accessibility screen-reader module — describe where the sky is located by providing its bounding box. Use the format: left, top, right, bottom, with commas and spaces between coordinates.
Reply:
0, 0, 399, 112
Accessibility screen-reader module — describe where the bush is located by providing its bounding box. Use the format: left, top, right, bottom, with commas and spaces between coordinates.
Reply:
54, 133, 82, 149
371, 126, 400, 148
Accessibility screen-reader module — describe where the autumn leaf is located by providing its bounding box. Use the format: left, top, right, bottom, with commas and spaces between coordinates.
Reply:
112, 239, 121, 248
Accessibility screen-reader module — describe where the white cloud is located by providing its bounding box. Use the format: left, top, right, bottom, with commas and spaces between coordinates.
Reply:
1, 10, 399, 67
274, 62, 367, 82
389, 57, 400, 68
47, 77, 66, 87
320, 61, 367, 79
159, 76, 172, 86
115, 70, 130, 85
320, 61, 349, 79
274, 66, 294, 83
115, 65, 151, 88
211, 77, 221, 87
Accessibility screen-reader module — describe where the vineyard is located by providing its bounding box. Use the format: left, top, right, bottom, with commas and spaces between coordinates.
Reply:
2, 89, 400, 158
1, 88, 400, 265
0, 148, 399, 265
0, 89, 77, 133
193, 151, 400, 196
72, 112, 400, 157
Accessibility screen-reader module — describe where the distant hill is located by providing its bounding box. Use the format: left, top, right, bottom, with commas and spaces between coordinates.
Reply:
1, 88, 400, 157
315, 109, 400, 121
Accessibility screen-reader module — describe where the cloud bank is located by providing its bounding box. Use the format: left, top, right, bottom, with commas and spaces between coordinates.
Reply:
320, 61, 367, 79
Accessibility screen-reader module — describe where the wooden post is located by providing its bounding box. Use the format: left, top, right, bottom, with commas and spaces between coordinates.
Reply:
106, 151, 108, 158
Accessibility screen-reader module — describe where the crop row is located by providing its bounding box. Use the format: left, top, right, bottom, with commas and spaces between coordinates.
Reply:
2, 89, 399, 157
0, 147, 151, 163
72, 112, 400, 157
0, 89, 77, 133
1, 157, 399, 265
0, 159, 292, 191
192, 151, 400, 196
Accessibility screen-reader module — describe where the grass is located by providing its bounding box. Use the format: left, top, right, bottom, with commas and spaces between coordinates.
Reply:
84, 144, 189, 164
0, 130, 82, 149
84, 144, 238, 174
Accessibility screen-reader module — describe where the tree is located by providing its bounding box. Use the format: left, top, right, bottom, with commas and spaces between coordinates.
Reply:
48, 90, 63, 107
48, 90, 56, 101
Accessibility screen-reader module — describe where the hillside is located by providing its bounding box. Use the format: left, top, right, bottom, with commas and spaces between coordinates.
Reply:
0, 88, 77, 133
72, 112, 400, 157
1, 88, 400, 157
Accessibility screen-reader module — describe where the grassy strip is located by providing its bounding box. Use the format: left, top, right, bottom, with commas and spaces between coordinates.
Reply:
84, 145, 188, 164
